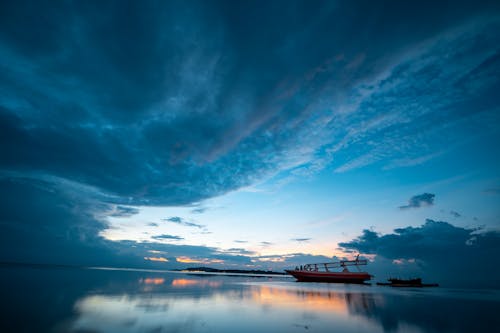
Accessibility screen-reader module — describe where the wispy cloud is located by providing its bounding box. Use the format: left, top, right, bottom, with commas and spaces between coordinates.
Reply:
163, 216, 205, 229
383, 151, 444, 170
219, 248, 257, 256
144, 256, 169, 262
190, 207, 207, 214
151, 234, 184, 241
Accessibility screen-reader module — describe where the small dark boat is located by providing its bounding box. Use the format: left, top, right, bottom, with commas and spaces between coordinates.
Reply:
377, 278, 439, 287
286, 255, 372, 284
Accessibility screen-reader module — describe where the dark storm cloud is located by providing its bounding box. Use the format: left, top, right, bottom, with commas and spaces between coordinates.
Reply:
163, 216, 205, 229
151, 234, 184, 241
1, 1, 499, 206
0, 176, 142, 267
1, 0, 500, 268
339, 219, 500, 287
399, 193, 435, 209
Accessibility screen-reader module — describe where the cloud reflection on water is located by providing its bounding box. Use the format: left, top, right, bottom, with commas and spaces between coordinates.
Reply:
1, 266, 499, 333
68, 281, 397, 333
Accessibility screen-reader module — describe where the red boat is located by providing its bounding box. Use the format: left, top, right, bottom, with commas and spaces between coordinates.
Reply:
286, 255, 372, 284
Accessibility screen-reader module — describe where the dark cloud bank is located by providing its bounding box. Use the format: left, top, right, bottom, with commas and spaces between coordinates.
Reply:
339, 219, 500, 288
0, 0, 499, 281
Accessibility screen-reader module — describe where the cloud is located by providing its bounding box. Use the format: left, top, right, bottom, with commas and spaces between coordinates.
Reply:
108, 206, 140, 218
234, 240, 248, 243
399, 193, 435, 209
450, 210, 461, 218
219, 248, 257, 256
143, 256, 168, 262
260, 241, 273, 246
383, 151, 444, 170
147, 222, 159, 227
0, 176, 144, 267
339, 219, 500, 288
0, 174, 332, 271
291, 238, 311, 242
165, 217, 182, 223
151, 234, 184, 241
163, 216, 205, 229
0, 1, 498, 212
0, 1, 499, 270
190, 207, 207, 214
483, 188, 500, 194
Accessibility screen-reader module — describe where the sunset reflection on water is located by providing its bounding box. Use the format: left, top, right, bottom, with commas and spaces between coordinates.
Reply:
171, 278, 223, 288
1, 266, 498, 333
140, 277, 165, 285
67, 277, 391, 333
250, 285, 351, 314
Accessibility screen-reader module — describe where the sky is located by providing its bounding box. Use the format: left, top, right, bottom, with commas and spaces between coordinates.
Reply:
0, 0, 499, 288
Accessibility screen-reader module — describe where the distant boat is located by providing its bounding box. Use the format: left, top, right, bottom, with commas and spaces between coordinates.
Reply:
376, 278, 439, 287
285, 255, 372, 284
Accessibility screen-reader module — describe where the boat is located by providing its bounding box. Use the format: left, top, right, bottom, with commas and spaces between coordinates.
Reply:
285, 255, 372, 283
376, 278, 439, 287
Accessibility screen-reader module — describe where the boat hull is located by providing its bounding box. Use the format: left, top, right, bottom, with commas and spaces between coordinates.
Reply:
285, 270, 371, 283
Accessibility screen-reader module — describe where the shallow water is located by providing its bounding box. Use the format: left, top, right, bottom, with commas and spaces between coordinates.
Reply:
1, 264, 499, 333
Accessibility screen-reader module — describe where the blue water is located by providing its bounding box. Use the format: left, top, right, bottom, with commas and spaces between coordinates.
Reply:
1, 264, 499, 333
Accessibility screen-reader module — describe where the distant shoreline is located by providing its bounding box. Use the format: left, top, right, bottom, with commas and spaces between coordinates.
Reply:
177, 266, 288, 276
0, 261, 288, 277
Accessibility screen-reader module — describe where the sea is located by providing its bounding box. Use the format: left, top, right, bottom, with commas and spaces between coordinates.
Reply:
0, 263, 499, 333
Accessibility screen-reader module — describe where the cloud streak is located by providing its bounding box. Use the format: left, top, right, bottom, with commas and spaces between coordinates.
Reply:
151, 234, 184, 241
291, 238, 311, 242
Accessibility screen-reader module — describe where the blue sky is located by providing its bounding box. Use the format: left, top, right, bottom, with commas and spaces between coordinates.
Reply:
0, 0, 499, 287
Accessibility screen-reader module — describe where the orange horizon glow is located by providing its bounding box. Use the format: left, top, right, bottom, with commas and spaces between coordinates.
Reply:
176, 256, 224, 264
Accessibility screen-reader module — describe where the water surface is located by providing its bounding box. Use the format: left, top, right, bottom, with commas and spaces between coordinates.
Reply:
1, 264, 498, 333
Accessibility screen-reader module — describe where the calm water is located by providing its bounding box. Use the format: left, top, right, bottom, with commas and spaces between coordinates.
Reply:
0, 264, 499, 333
